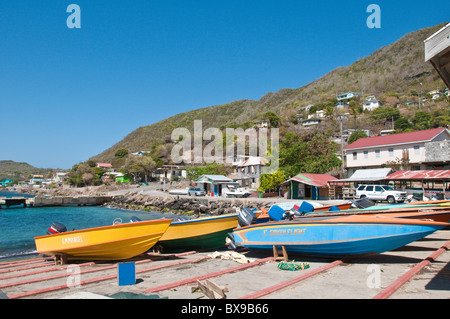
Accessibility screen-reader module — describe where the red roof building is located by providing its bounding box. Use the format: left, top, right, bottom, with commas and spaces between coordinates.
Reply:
282, 173, 338, 200
344, 128, 448, 151
344, 128, 450, 175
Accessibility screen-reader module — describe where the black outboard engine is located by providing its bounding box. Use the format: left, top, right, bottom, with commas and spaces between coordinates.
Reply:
238, 207, 258, 227
47, 222, 67, 235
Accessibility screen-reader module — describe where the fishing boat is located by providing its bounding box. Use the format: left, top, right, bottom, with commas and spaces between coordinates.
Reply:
34, 219, 173, 261
267, 201, 323, 220
373, 211, 450, 223
157, 214, 239, 251
292, 203, 450, 224
312, 202, 353, 212
229, 215, 448, 257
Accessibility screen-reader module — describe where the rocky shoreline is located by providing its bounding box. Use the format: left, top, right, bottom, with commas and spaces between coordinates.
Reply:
107, 192, 276, 216
9, 184, 278, 216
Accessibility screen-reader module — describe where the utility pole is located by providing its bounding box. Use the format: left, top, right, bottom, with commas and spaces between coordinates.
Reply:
419, 82, 423, 108
361, 72, 364, 98
339, 115, 345, 177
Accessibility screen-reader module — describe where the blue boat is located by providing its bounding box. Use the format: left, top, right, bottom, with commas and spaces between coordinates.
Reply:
230, 215, 448, 257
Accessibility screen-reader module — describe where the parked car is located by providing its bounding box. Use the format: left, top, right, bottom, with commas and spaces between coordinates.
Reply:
188, 187, 206, 196
355, 184, 407, 204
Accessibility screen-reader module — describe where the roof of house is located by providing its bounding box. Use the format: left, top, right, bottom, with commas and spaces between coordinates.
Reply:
196, 175, 234, 183
238, 156, 267, 167
283, 173, 337, 188
96, 163, 112, 168
329, 168, 393, 184
344, 128, 449, 151
384, 170, 450, 181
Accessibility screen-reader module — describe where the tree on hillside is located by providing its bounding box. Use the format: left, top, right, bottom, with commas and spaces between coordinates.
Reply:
371, 107, 400, 123
279, 131, 341, 178
263, 112, 281, 128
431, 107, 450, 128
123, 156, 156, 183
67, 162, 104, 187
412, 111, 432, 130
348, 130, 368, 144
115, 149, 129, 158
394, 117, 413, 132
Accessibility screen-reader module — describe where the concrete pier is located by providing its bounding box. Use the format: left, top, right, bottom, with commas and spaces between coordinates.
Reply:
0, 195, 113, 208
31, 195, 113, 207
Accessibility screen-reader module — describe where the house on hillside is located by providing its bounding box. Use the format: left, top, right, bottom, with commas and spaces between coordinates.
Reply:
154, 165, 186, 182
282, 173, 338, 200
131, 151, 151, 156
363, 99, 382, 111
335, 102, 349, 109
337, 92, 359, 101
302, 118, 322, 127
52, 173, 67, 183
1, 179, 14, 187
344, 128, 450, 176
96, 163, 112, 169
115, 173, 131, 184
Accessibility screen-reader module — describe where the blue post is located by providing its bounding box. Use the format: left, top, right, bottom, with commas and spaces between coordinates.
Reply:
118, 262, 136, 286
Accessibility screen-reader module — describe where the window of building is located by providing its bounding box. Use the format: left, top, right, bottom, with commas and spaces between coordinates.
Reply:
353, 152, 357, 160
364, 151, 369, 159
388, 148, 394, 157
375, 150, 380, 158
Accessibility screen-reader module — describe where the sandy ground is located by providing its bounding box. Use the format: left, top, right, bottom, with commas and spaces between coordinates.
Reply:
1, 229, 448, 301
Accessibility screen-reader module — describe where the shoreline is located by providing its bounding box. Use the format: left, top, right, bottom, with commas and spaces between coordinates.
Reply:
8, 183, 347, 216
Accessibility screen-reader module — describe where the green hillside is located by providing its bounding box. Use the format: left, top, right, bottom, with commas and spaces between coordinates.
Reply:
0, 160, 55, 180
91, 23, 449, 165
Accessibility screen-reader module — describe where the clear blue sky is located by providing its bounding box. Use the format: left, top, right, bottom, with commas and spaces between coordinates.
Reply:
0, 1, 448, 169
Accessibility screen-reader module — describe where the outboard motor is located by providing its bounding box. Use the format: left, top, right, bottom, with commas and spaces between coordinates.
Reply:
47, 222, 67, 235
226, 233, 238, 250
238, 207, 258, 227
130, 216, 142, 223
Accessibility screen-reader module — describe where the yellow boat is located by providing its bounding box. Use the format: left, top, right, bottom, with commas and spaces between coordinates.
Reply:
158, 214, 238, 251
34, 219, 173, 261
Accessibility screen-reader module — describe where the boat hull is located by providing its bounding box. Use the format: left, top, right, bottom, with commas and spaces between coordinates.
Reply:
313, 202, 353, 212
158, 214, 238, 251
373, 211, 450, 223
34, 219, 172, 260
232, 216, 448, 257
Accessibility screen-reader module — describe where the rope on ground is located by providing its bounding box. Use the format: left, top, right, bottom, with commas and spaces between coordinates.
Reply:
277, 261, 310, 271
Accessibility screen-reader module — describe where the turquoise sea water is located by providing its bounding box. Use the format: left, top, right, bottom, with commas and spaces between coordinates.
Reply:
0, 193, 179, 260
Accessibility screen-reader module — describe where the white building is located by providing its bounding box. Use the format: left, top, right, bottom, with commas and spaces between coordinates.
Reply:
302, 118, 321, 127
363, 100, 382, 111
337, 92, 359, 101
344, 128, 450, 176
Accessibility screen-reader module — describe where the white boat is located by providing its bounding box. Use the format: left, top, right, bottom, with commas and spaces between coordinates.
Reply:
169, 188, 189, 195
225, 185, 251, 198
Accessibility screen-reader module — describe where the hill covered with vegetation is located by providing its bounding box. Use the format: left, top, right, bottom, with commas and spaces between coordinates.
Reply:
91, 23, 449, 166
0, 160, 55, 181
